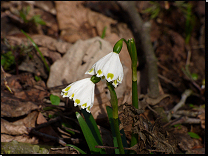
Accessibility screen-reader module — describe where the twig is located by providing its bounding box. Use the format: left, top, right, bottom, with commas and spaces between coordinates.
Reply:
170, 115, 201, 125
95, 145, 135, 151
175, 110, 200, 117
1, 65, 13, 94
28, 128, 66, 146
185, 44, 192, 66
61, 124, 80, 134
117, 1, 160, 98
146, 105, 159, 116
33, 117, 61, 130
1, 10, 24, 23
158, 74, 180, 87
163, 116, 184, 128
171, 89, 192, 113
157, 62, 170, 72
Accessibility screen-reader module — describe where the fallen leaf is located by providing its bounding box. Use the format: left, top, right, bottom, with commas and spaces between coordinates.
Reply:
1, 134, 38, 144
55, 1, 116, 43
1, 118, 29, 135
36, 112, 59, 143
1, 92, 39, 117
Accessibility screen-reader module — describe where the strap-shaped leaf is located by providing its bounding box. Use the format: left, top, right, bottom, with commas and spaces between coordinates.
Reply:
76, 112, 101, 154
81, 109, 106, 154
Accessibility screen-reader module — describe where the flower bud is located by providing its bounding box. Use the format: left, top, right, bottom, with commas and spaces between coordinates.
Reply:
113, 39, 123, 54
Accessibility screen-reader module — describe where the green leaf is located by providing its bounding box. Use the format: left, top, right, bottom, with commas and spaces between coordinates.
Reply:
34, 76, 41, 82
62, 122, 75, 135
191, 73, 198, 81
81, 109, 104, 148
32, 15, 46, 25
106, 106, 128, 154
48, 114, 55, 118
66, 144, 86, 154
43, 106, 55, 111
188, 132, 200, 139
173, 124, 181, 127
50, 94, 60, 105
1, 51, 15, 70
26, 5, 31, 15
19, 11, 28, 23
76, 112, 101, 154
101, 26, 107, 39
188, 104, 194, 108
173, 124, 181, 129
21, 30, 50, 72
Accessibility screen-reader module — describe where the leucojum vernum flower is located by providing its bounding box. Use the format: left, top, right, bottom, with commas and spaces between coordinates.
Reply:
61, 78, 95, 113
61, 38, 136, 154
85, 52, 123, 88
61, 50, 123, 113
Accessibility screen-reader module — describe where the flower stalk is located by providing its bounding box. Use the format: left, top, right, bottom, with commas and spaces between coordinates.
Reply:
127, 38, 138, 109
124, 38, 139, 151
106, 81, 125, 154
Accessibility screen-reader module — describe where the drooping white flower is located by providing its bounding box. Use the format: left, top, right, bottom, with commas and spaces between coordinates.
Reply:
85, 52, 123, 88
61, 78, 95, 113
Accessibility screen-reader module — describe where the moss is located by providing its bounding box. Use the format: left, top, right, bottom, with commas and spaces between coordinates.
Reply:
1, 140, 50, 154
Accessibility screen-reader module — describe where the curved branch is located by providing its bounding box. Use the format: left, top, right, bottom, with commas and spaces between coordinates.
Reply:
117, 1, 159, 98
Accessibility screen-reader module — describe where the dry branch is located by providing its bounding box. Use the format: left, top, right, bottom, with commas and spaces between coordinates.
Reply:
117, 1, 159, 98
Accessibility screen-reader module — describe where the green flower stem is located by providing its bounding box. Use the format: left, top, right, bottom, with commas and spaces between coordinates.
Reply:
106, 82, 125, 154
114, 38, 139, 152
128, 38, 138, 109
124, 38, 139, 151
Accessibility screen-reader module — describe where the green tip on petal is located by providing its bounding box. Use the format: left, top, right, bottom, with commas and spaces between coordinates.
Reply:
86, 107, 91, 113
75, 99, 80, 104
89, 68, 94, 73
114, 80, 118, 86
97, 69, 102, 75
107, 73, 114, 80
65, 86, 71, 91
82, 103, 87, 107
71, 93, 74, 98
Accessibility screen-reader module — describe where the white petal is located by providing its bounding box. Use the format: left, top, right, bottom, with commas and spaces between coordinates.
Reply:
72, 79, 95, 108
85, 64, 96, 75
85, 52, 123, 87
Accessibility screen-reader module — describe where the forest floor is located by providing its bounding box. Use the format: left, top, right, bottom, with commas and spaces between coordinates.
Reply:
1, 1, 205, 154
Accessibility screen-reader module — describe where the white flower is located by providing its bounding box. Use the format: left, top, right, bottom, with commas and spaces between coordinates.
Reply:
85, 52, 123, 88
61, 78, 95, 113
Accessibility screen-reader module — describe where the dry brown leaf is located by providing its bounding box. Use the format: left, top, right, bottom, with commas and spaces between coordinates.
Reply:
1, 134, 39, 144
1, 111, 39, 144
1, 93, 39, 117
31, 35, 72, 54
1, 118, 28, 135
36, 112, 59, 142
47, 37, 113, 88
38, 47, 61, 62
1, 111, 38, 135
198, 112, 205, 129
55, 1, 116, 43
6, 35, 72, 55
25, 1, 56, 15
4, 73, 49, 102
